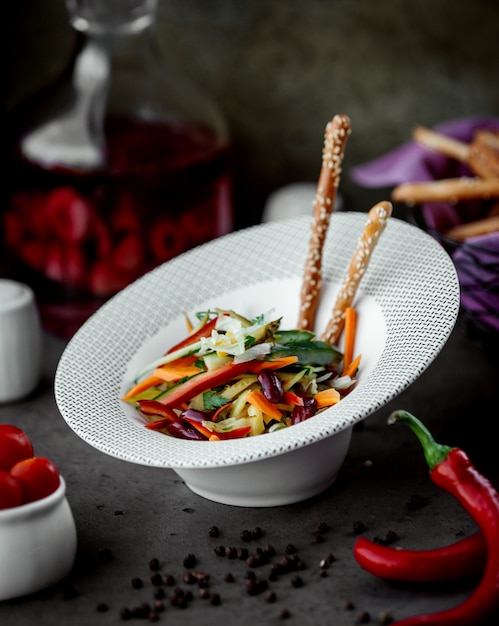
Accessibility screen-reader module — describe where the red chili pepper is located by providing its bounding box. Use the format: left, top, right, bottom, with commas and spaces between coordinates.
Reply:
386, 410, 499, 626
354, 531, 486, 582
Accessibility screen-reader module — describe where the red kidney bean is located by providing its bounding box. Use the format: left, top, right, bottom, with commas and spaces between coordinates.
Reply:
167, 421, 206, 441
257, 370, 284, 403
182, 408, 209, 422
291, 397, 317, 424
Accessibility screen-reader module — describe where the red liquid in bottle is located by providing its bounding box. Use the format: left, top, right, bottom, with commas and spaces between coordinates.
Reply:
3, 118, 233, 338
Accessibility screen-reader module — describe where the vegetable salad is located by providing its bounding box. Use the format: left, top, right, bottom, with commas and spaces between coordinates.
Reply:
122, 309, 359, 441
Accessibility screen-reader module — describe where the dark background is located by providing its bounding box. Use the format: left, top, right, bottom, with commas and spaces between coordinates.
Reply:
5, 0, 499, 226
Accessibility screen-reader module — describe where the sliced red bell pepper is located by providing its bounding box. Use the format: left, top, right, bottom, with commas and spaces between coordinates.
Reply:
158, 359, 261, 409
182, 417, 219, 440
138, 400, 179, 430
165, 315, 219, 355
215, 426, 252, 440
283, 390, 304, 406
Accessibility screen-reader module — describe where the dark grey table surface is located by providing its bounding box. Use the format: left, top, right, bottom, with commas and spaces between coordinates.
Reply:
1, 309, 499, 626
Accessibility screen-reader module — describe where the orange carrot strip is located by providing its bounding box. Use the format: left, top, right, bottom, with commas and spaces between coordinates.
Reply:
121, 374, 164, 401
343, 354, 361, 379
153, 362, 203, 383
342, 306, 357, 373
251, 356, 298, 373
246, 389, 283, 420
314, 387, 341, 408
184, 312, 194, 333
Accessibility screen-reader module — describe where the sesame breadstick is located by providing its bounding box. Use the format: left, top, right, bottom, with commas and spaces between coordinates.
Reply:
321, 201, 392, 346
391, 177, 499, 205
297, 114, 351, 330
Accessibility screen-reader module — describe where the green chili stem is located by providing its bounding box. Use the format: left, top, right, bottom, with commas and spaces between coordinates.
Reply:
388, 410, 454, 471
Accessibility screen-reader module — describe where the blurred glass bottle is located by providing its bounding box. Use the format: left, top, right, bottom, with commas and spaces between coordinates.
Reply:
2, 0, 233, 338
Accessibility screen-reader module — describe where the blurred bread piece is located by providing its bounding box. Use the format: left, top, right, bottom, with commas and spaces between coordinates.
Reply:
413, 125, 499, 180
413, 125, 470, 164
392, 177, 499, 204
444, 215, 499, 241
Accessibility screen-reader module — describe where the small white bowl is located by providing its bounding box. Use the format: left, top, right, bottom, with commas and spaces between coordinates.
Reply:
0, 477, 77, 601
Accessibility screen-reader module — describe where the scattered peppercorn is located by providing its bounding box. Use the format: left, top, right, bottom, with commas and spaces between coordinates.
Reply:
183, 553, 196, 568
237, 547, 249, 560
210, 592, 221, 606
131, 577, 143, 589
266, 590, 277, 603
154, 588, 165, 600
119, 607, 131, 620
150, 573, 163, 586
280, 608, 291, 619
208, 525, 219, 538
353, 520, 366, 535
163, 574, 175, 586
200, 589, 210, 600
317, 521, 329, 533
96, 603, 108, 612
240, 529, 252, 542
225, 546, 238, 559
252, 527, 263, 539
153, 600, 165, 613
357, 610, 371, 623
183, 571, 197, 584
378, 611, 393, 624
285, 543, 297, 554
148, 558, 160, 571
224, 572, 235, 582
345, 601, 355, 611
291, 575, 304, 588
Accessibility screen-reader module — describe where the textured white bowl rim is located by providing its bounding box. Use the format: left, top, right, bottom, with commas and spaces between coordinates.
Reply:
55, 213, 460, 469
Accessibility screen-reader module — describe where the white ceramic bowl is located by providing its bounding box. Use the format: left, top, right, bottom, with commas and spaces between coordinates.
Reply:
55, 213, 460, 507
0, 477, 77, 601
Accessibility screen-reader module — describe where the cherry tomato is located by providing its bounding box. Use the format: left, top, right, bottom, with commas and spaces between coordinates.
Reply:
10, 457, 60, 504
0, 470, 23, 510
0, 424, 34, 471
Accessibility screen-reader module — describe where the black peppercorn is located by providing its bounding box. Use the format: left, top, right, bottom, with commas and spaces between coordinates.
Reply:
252, 526, 263, 539
208, 525, 219, 537
291, 575, 304, 588
150, 573, 163, 586
119, 607, 131, 620
214, 545, 226, 556
148, 558, 160, 571
183, 553, 196, 568
210, 593, 221, 605
131, 577, 143, 589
